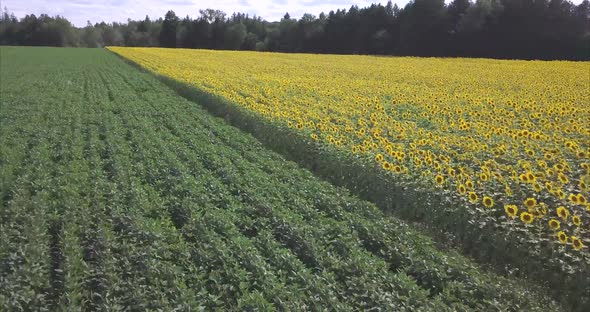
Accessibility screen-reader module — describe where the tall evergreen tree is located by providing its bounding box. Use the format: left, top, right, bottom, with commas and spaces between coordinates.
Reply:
159, 10, 178, 48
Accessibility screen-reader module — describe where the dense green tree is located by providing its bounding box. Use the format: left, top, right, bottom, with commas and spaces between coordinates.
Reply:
224, 23, 247, 50
159, 10, 178, 47
1, 1, 588, 60
399, 0, 449, 56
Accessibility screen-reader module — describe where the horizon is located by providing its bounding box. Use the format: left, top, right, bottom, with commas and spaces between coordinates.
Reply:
5, 0, 586, 28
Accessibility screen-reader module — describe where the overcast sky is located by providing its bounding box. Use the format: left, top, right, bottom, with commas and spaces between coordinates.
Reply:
3, 0, 586, 27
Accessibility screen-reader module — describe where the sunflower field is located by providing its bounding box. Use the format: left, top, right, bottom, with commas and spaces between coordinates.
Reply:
109, 47, 590, 300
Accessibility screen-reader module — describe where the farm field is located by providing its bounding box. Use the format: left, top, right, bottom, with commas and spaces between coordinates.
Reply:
0, 47, 571, 310
109, 47, 590, 306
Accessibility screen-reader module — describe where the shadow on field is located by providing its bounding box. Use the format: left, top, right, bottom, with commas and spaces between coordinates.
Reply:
110, 50, 589, 311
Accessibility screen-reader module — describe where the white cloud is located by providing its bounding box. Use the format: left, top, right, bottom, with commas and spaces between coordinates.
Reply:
1, 0, 397, 26
2, 0, 586, 27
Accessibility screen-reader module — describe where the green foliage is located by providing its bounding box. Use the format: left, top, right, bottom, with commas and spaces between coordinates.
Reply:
2, 0, 590, 59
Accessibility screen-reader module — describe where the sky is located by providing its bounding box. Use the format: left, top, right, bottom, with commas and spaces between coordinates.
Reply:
3, 0, 586, 27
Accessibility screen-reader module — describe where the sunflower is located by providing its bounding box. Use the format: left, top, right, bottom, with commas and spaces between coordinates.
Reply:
375, 153, 384, 162
557, 231, 568, 244
482, 196, 494, 208
524, 197, 537, 209
480, 172, 489, 182
414, 158, 423, 167
435, 175, 445, 185
578, 194, 587, 205
548, 219, 560, 230
520, 211, 534, 224
572, 215, 581, 227
556, 206, 569, 220
568, 193, 579, 205
545, 181, 554, 192
468, 192, 478, 203
448, 168, 456, 177
393, 165, 402, 173
538, 203, 547, 216
526, 172, 535, 182
558, 173, 569, 184
571, 236, 584, 251
504, 205, 518, 219
465, 180, 474, 190
554, 163, 565, 172
457, 184, 466, 195
382, 161, 392, 170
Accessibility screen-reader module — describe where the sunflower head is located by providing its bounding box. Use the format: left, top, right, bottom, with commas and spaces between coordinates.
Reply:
480, 172, 489, 182
526, 172, 535, 182
448, 168, 456, 177
457, 184, 466, 195
524, 197, 537, 209
382, 161, 391, 170
538, 203, 547, 216
558, 173, 569, 184
572, 215, 581, 227
548, 219, 560, 230
375, 153, 384, 162
468, 192, 478, 203
520, 211, 534, 224
577, 194, 587, 205
557, 231, 568, 244
568, 193, 579, 205
557, 206, 570, 220
571, 236, 584, 251
504, 205, 518, 219
435, 175, 445, 185
465, 180, 474, 189
482, 196, 494, 208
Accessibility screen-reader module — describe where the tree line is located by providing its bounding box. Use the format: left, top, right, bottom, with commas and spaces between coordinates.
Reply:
1, 0, 589, 60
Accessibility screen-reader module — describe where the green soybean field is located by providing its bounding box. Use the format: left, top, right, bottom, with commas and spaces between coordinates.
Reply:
0, 47, 564, 311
